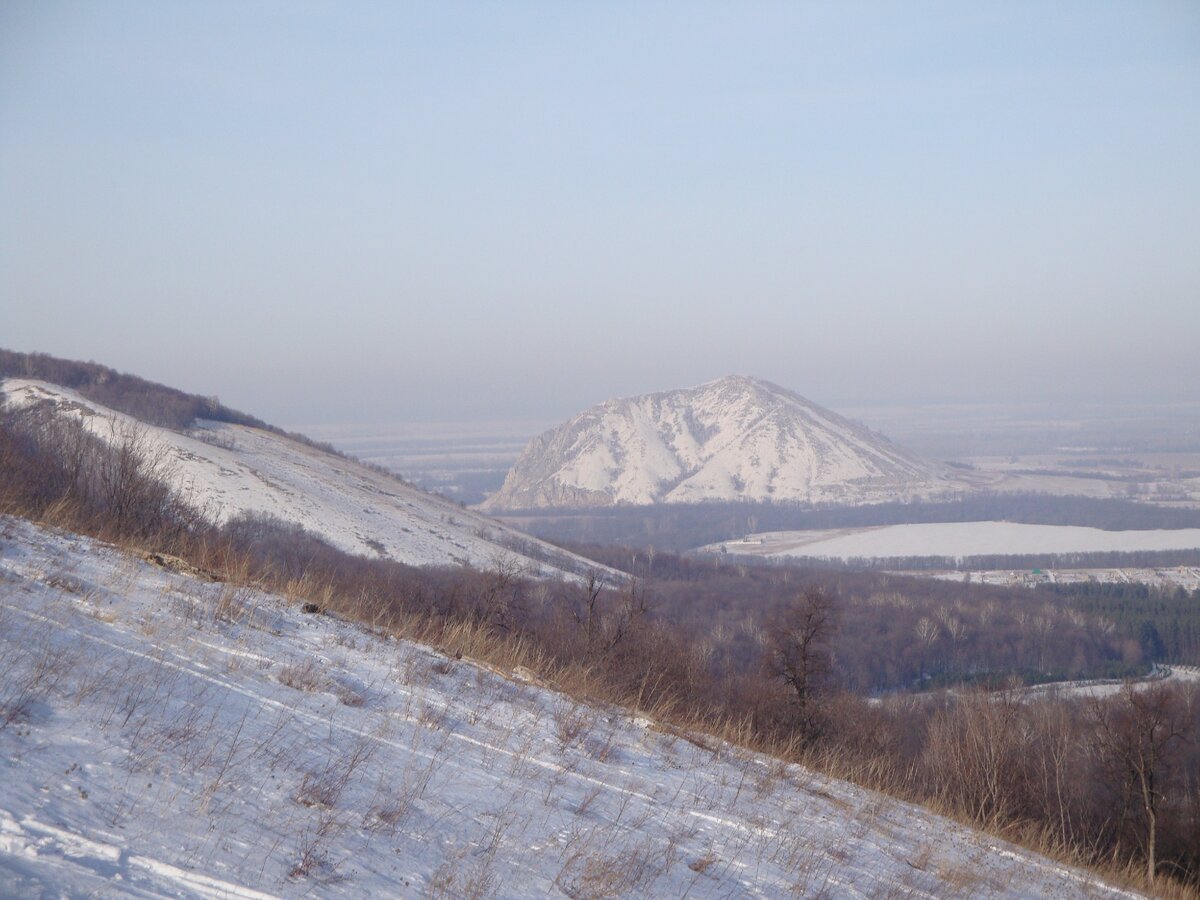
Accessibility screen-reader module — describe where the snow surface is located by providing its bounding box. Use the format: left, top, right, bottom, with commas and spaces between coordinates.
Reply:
1014, 665, 1200, 702
705, 521, 1200, 561
0, 516, 1141, 898
1, 379, 604, 580
481, 375, 961, 510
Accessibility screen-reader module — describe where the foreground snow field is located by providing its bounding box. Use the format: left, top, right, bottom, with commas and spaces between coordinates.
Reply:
0, 518, 1142, 898
706, 521, 1200, 562
1, 378, 601, 579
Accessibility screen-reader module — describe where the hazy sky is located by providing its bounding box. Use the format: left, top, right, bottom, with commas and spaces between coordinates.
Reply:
2, 2, 1198, 424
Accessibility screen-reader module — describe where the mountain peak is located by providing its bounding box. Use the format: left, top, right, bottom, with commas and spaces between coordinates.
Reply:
479, 378, 957, 511
702, 373, 781, 392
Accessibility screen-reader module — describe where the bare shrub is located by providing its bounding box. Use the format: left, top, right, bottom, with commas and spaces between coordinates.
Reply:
0, 630, 71, 727
553, 699, 596, 751
213, 583, 256, 625
581, 720, 620, 764
289, 811, 342, 882
429, 849, 500, 900
363, 794, 409, 835
295, 738, 375, 811
0, 404, 204, 548
332, 681, 366, 708
555, 840, 663, 899
278, 657, 325, 693
922, 687, 1030, 825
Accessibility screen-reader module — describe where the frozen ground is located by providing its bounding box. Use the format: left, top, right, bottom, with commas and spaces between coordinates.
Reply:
705, 521, 1200, 562
1014, 665, 1200, 702
1, 379, 603, 580
0, 516, 1140, 898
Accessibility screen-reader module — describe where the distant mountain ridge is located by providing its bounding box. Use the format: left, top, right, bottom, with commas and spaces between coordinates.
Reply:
480, 375, 960, 510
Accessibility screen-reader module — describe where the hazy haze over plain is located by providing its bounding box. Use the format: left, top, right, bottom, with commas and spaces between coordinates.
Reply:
2, 2, 1198, 425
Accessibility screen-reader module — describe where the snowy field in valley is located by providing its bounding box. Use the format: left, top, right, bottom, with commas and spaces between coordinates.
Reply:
0, 517, 1140, 898
705, 521, 1200, 562
1, 379, 602, 580
1014, 665, 1200, 702
923, 566, 1200, 590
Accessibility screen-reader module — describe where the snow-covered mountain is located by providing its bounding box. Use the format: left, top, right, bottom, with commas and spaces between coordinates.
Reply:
0, 378, 599, 579
480, 375, 960, 510
0, 516, 1135, 898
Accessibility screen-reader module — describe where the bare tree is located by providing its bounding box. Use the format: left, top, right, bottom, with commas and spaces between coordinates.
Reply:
564, 572, 648, 661
1087, 683, 1192, 882
569, 571, 605, 653
924, 686, 1029, 825
914, 616, 940, 681
91, 419, 178, 537
766, 586, 838, 740
479, 552, 527, 634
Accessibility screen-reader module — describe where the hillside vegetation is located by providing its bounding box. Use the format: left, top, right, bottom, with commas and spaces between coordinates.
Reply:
2, 517, 1149, 898
2, 356, 1198, 894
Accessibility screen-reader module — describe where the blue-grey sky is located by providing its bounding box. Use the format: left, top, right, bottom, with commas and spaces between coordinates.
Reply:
2, 2, 1198, 424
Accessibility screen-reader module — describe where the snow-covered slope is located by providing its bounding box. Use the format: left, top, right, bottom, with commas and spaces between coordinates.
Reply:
1, 379, 597, 579
0, 517, 1138, 898
481, 375, 960, 510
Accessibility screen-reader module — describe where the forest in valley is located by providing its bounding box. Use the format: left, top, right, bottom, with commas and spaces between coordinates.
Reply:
1046, 582, 1200, 666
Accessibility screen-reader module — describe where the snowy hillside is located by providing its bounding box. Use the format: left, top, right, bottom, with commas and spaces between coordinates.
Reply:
0, 517, 1139, 898
0, 379, 598, 579
480, 375, 960, 511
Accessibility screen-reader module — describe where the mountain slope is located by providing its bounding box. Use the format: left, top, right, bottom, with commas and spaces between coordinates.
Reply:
0, 516, 1138, 898
481, 375, 960, 510
1, 378, 597, 579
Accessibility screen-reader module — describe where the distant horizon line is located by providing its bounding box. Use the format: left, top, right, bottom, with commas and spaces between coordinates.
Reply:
285, 396, 1200, 432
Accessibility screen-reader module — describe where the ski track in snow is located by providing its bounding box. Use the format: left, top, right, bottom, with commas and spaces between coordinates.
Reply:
0, 517, 1142, 898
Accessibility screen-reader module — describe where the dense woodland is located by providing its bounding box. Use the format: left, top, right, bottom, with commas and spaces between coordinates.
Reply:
504, 493, 1200, 552
2, 374, 1200, 892
1046, 582, 1200, 666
